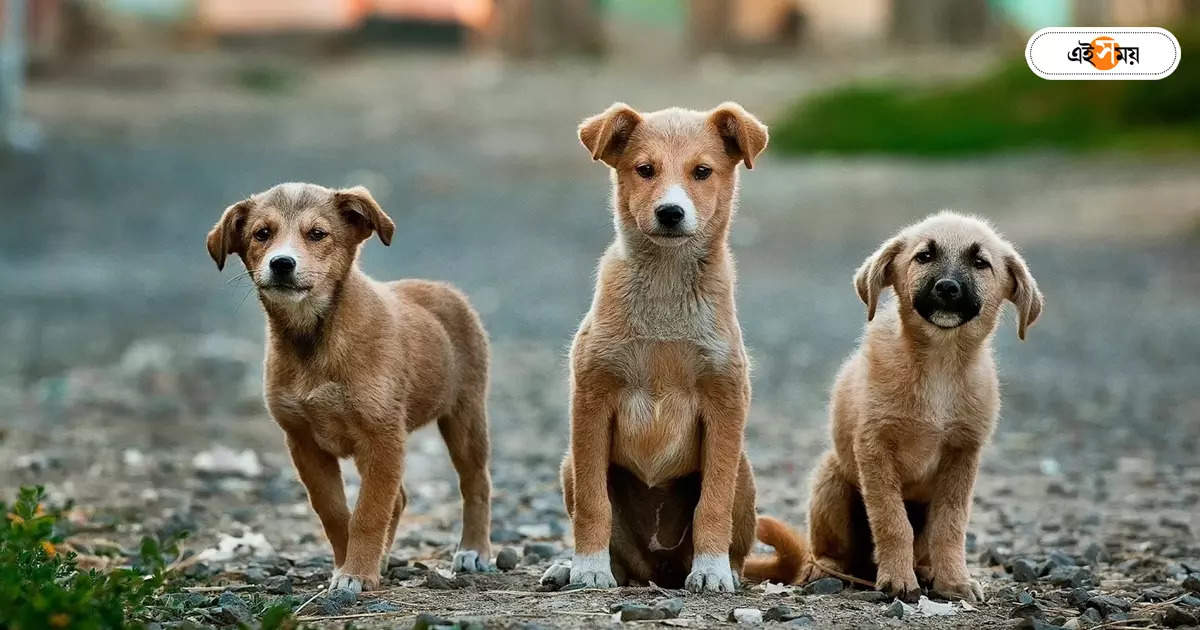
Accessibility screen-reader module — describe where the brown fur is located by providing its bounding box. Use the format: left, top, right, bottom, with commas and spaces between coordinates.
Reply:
551, 103, 767, 592
206, 183, 493, 591
744, 212, 1043, 602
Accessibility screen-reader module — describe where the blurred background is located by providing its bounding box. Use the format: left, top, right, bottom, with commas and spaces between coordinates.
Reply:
0, 0, 1197, 609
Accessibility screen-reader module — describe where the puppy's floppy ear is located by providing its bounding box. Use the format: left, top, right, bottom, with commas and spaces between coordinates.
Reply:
206, 199, 251, 271
854, 236, 905, 321
1004, 249, 1043, 340
579, 102, 642, 167
708, 102, 769, 169
335, 186, 395, 246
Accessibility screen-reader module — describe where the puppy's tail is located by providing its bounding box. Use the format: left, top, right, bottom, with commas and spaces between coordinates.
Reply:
742, 515, 807, 584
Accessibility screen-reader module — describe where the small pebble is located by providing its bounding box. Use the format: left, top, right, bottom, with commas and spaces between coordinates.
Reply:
1141, 585, 1178, 601
1085, 594, 1130, 616
763, 605, 803, 622
883, 600, 905, 619
423, 572, 467, 590
1013, 558, 1041, 583
1080, 608, 1103, 624
1067, 588, 1091, 608
495, 547, 520, 571
388, 565, 425, 581
613, 604, 663, 621
844, 590, 889, 603
1048, 566, 1089, 587
801, 577, 843, 595
1046, 551, 1077, 568
264, 575, 292, 594
364, 600, 401, 613
215, 591, 252, 624
327, 587, 357, 606
653, 598, 684, 618
1156, 604, 1199, 628
1184, 574, 1200, 593
728, 608, 763, 624
1010, 602, 1044, 620
522, 542, 557, 560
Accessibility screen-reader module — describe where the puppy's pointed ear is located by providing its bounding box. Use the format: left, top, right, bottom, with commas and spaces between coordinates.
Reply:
206, 199, 251, 271
854, 236, 905, 321
579, 103, 642, 167
335, 186, 395, 246
709, 102, 769, 169
1004, 249, 1043, 340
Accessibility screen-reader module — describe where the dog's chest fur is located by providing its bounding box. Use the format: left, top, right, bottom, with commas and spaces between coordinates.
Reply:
583, 247, 740, 487
861, 353, 997, 493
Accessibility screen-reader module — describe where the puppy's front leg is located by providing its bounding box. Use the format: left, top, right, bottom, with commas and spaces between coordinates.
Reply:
567, 382, 618, 588
856, 432, 920, 602
926, 447, 983, 602
335, 439, 404, 594
688, 376, 747, 593
285, 430, 350, 567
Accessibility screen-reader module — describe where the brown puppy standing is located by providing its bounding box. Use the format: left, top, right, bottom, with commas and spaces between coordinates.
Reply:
206, 183, 493, 593
541, 103, 767, 592
745, 212, 1043, 602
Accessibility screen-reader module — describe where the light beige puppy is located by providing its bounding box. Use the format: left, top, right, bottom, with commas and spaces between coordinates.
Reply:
207, 183, 493, 593
541, 102, 767, 593
746, 212, 1043, 602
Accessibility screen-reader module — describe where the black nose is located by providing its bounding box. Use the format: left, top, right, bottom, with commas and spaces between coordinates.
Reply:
655, 204, 685, 228
934, 278, 961, 299
269, 256, 296, 274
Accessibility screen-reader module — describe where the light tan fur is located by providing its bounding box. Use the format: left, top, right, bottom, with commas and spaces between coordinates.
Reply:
745, 212, 1043, 602
550, 102, 768, 592
206, 183, 492, 592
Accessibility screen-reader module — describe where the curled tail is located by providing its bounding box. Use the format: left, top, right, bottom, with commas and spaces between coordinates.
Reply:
742, 515, 807, 584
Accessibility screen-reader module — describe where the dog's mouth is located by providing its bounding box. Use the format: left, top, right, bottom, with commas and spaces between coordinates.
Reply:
914, 298, 981, 329
260, 283, 313, 295
644, 230, 693, 246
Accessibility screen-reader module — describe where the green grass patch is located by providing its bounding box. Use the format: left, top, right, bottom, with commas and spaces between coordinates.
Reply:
772, 25, 1200, 157
0, 486, 296, 629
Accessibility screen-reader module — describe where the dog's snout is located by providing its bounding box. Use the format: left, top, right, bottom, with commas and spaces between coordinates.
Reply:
655, 204, 685, 228
934, 278, 961, 299
270, 255, 297, 275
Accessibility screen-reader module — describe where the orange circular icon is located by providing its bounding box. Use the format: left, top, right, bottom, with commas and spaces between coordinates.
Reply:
1089, 36, 1120, 70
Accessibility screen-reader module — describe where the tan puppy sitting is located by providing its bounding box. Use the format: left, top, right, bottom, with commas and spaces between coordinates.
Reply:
206, 183, 493, 593
541, 102, 767, 592
745, 212, 1043, 602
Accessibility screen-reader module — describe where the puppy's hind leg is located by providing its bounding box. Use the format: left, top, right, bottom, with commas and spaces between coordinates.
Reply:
438, 398, 493, 573
802, 452, 858, 585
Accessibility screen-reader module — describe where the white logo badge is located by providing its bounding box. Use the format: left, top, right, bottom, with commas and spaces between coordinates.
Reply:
1026, 27, 1180, 80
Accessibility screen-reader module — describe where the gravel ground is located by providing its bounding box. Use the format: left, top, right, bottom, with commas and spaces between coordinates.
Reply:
1, 49, 1198, 628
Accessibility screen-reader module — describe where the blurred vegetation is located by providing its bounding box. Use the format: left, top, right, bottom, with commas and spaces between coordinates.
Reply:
773, 24, 1200, 157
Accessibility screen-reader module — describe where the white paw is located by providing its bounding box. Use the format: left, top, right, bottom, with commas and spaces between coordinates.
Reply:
452, 549, 490, 573
568, 551, 618, 588
540, 561, 572, 587
329, 568, 364, 594
685, 553, 737, 593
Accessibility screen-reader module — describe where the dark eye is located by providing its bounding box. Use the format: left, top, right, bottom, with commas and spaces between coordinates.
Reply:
973, 256, 990, 270
693, 164, 712, 180
308, 228, 328, 242
635, 163, 655, 179
914, 250, 934, 264
253, 228, 271, 242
